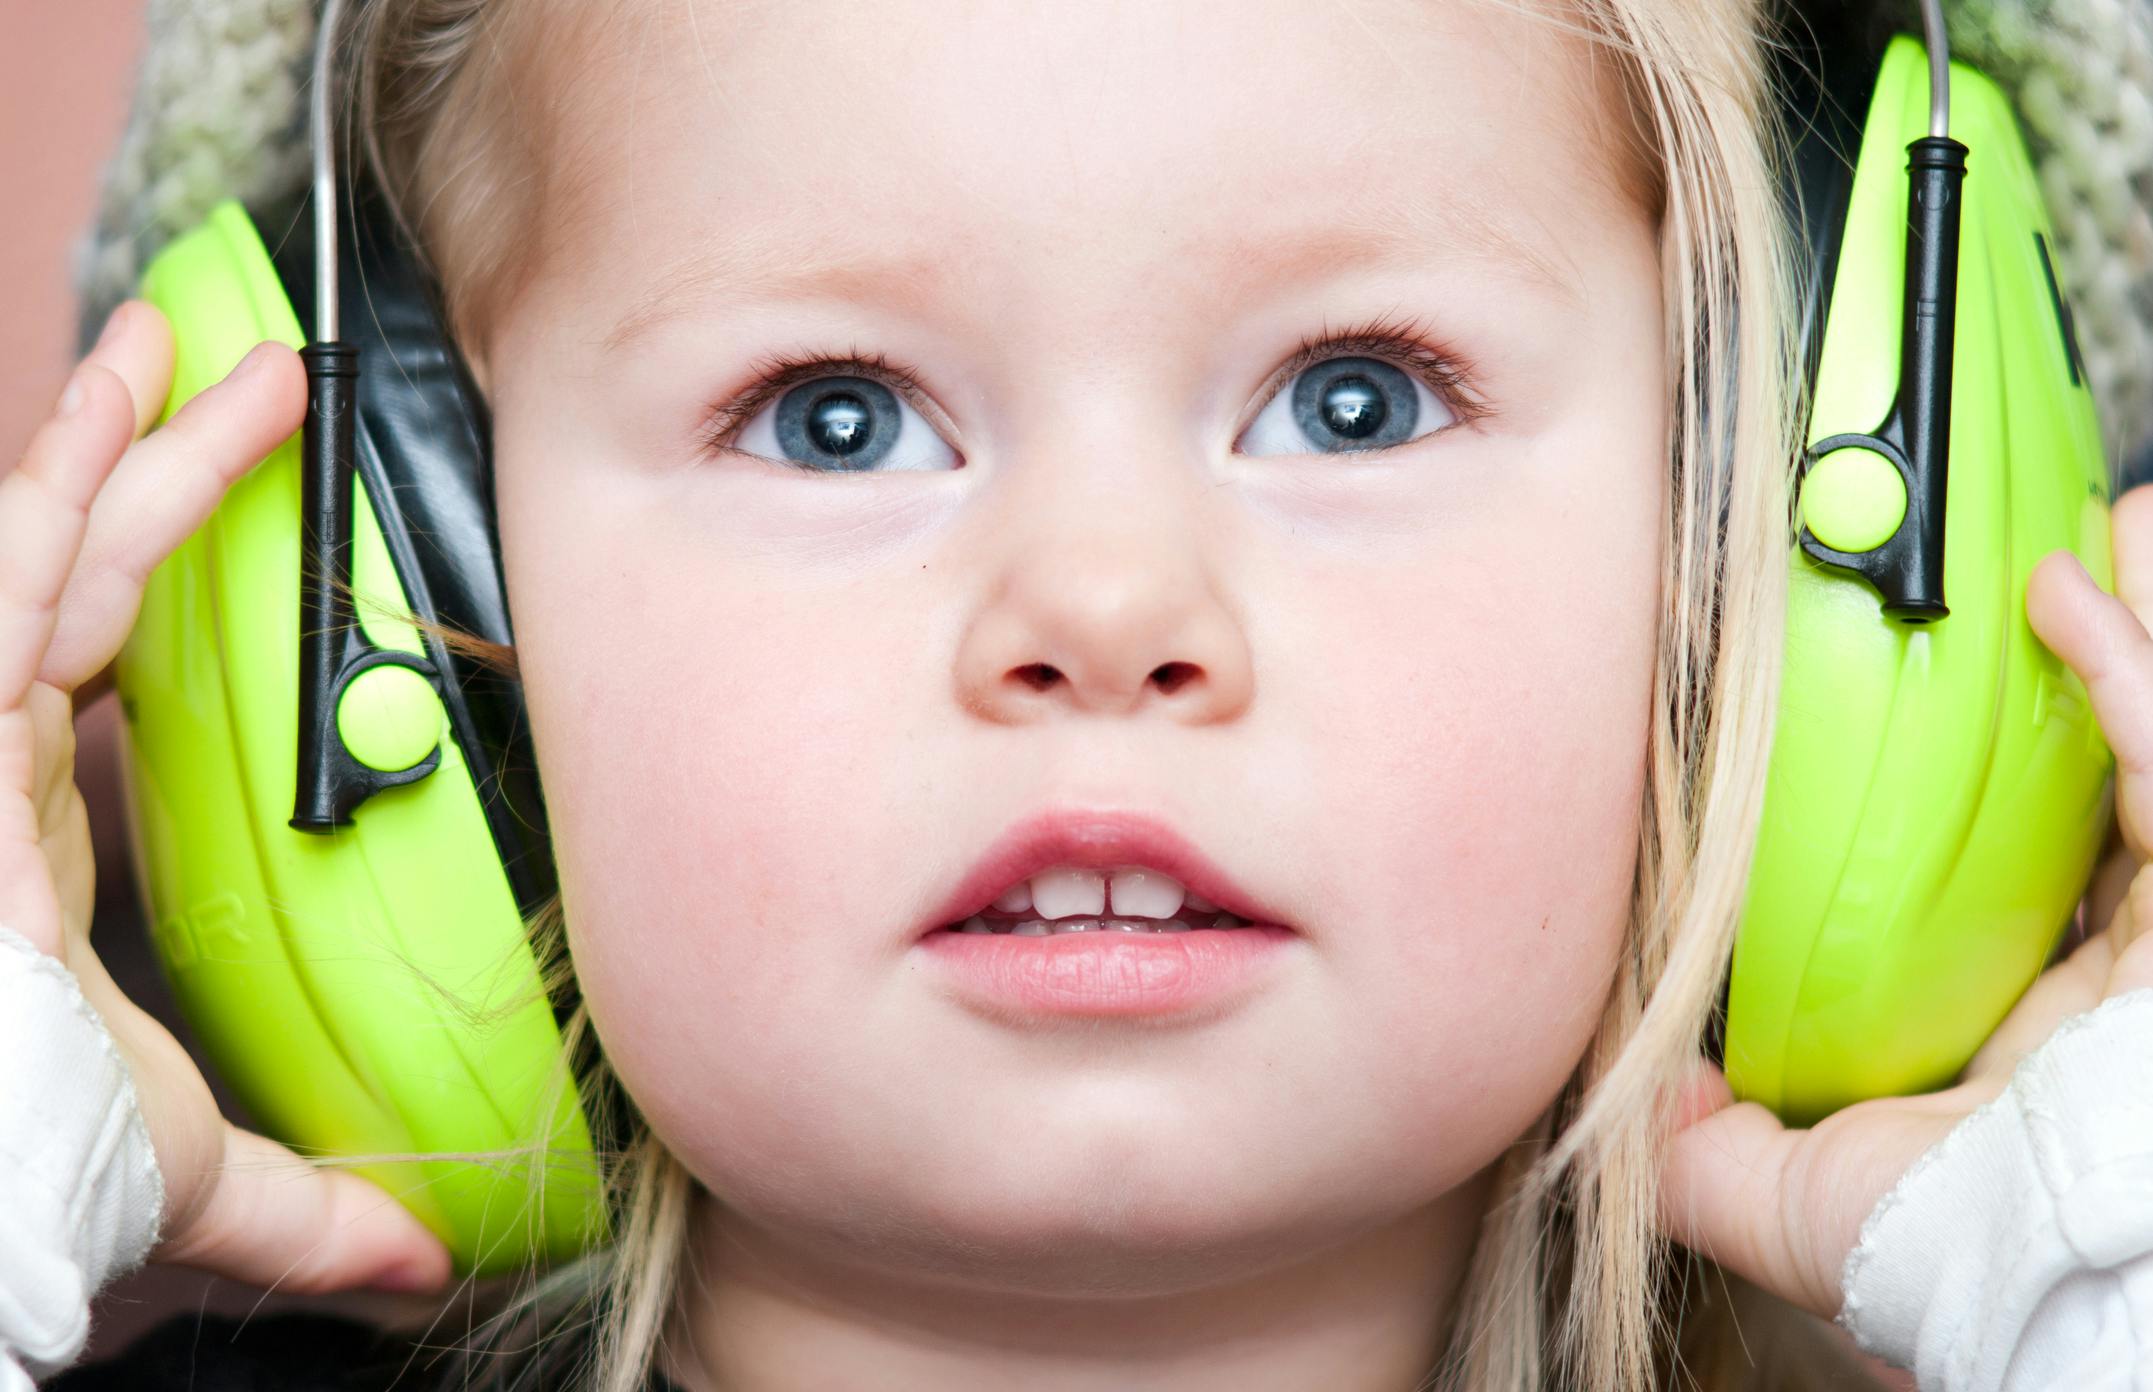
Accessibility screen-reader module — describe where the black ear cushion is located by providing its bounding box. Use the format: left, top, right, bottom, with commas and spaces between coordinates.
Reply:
1773, 0, 1892, 384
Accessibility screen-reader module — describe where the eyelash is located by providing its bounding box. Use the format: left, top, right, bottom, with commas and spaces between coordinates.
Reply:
698, 346, 933, 456
1252, 310, 1490, 444
696, 312, 1489, 458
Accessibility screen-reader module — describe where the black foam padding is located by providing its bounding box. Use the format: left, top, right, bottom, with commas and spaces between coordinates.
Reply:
1772, 0, 1892, 387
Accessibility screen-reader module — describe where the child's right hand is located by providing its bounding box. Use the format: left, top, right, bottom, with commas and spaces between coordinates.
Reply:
0, 301, 452, 1296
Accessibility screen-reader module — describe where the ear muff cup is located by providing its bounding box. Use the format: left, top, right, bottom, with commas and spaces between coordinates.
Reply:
116, 198, 614, 1274
1723, 35, 2115, 1124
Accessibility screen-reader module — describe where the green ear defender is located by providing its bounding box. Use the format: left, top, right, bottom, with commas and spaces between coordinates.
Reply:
1720, 8, 2114, 1123
117, 200, 616, 1276
106, 1, 2116, 1277
109, 1, 616, 1276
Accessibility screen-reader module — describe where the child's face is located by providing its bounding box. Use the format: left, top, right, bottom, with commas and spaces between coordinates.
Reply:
486, 0, 1663, 1296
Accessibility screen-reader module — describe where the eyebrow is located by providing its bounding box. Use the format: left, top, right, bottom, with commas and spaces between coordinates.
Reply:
600, 185, 1585, 352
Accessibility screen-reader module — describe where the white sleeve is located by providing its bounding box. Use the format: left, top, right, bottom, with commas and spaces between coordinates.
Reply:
1836, 987, 2153, 1390
0, 921, 165, 1391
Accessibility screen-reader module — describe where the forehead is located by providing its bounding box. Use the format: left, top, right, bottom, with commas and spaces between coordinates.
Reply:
518, 0, 1650, 341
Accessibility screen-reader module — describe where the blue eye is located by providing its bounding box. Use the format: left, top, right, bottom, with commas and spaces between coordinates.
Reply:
729, 374, 957, 472
1235, 355, 1454, 457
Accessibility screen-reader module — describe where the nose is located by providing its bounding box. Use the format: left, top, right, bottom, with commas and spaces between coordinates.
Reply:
953, 454, 1255, 724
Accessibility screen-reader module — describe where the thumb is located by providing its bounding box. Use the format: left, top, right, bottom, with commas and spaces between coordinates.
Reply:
154, 1123, 456, 1295
68, 942, 457, 1297
1658, 1063, 1977, 1322
1660, 1052, 1735, 1136
1656, 1057, 1839, 1316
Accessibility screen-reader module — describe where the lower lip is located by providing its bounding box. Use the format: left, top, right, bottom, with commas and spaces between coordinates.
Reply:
915, 925, 1298, 1020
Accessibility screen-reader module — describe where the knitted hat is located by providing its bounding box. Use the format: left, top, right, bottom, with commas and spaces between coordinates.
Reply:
75, 0, 2153, 478
76, 0, 313, 349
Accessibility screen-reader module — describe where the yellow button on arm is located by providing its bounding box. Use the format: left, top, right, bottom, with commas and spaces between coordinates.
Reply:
1801, 446, 1908, 554
335, 664, 444, 772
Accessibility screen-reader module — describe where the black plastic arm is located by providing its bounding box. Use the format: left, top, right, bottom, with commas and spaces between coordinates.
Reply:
1796, 135, 1969, 621
291, 341, 445, 831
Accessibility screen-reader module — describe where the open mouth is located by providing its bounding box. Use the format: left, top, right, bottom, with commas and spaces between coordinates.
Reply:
932, 865, 1263, 936
917, 817, 1298, 1017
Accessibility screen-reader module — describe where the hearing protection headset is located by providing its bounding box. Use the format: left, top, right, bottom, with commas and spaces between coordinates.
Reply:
110, 0, 2114, 1274
1717, 0, 2114, 1125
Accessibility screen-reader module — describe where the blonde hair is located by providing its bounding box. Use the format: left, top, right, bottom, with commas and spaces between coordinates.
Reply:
336, 0, 1887, 1387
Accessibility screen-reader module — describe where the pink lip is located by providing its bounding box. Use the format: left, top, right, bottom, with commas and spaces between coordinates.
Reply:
910, 808, 1302, 1022
917, 926, 1298, 1021
913, 807, 1297, 939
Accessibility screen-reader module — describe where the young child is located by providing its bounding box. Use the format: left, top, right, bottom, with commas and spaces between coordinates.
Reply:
4, 0, 2151, 1389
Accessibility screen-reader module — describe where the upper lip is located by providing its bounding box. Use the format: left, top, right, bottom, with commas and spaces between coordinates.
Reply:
916, 807, 1296, 938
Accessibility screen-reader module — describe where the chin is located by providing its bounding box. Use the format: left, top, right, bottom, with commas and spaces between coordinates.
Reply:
691, 1139, 1461, 1300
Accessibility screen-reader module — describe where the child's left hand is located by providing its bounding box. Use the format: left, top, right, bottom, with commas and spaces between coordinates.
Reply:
1657, 482, 2153, 1322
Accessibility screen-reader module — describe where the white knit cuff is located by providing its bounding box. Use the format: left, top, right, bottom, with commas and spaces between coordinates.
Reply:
1836, 987, 2153, 1389
0, 921, 166, 1382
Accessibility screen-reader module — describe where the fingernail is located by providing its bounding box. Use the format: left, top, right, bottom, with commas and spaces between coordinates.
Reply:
56, 369, 87, 417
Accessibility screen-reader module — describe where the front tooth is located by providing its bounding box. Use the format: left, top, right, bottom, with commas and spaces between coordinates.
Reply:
1012, 919, 1051, 936
1029, 868, 1106, 918
992, 881, 1032, 913
1053, 917, 1104, 933
1108, 868, 1185, 919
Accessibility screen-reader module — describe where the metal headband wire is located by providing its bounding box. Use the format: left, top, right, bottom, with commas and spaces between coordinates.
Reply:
310, 0, 346, 341
1919, 0, 1951, 138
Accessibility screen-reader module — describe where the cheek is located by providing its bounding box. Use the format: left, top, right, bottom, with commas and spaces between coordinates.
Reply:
1272, 435, 1663, 1149
525, 574, 936, 1150
482, 432, 950, 1174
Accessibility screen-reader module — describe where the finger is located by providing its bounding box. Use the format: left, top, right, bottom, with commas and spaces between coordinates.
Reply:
2107, 483, 2153, 631
2106, 871, 2153, 997
2025, 548, 2153, 860
2077, 813, 2134, 963
36, 341, 305, 693
0, 826, 66, 959
0, 366, 137, 710
78, 300, 177, 442
153, 1123, 455, 1296
58, 301, 177, 715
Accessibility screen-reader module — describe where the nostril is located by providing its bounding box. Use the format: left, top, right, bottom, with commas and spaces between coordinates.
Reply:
1014, 662, 1061, 691
1152, 661, 1199, 695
